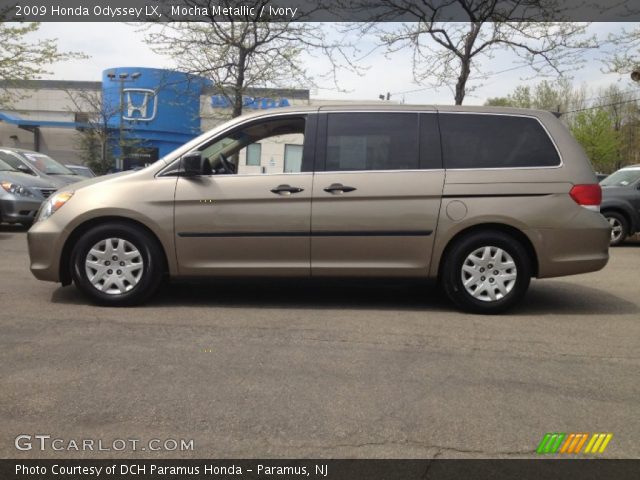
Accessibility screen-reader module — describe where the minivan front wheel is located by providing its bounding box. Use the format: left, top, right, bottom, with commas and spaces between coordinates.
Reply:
71, 222, 164, 306
442, 231, 532, 314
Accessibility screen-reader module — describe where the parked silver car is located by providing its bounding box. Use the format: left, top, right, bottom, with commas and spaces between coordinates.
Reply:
0, 148, 81, 188
0, 158, 58, 226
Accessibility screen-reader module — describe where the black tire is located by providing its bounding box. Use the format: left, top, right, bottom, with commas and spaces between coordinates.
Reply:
71, 222, 165, 306
441, 230, 532, 314
602, 211, 628, 246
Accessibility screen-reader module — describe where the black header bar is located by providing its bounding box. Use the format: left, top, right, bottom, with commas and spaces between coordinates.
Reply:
3, 0, 640, 22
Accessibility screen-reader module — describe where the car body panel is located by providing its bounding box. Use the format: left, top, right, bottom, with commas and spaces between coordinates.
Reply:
311, 170, 445, 276
174, 173, 313, 276
28, 168, 178, 281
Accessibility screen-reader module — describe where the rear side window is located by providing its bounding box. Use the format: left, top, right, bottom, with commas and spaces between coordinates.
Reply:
325, 113, 418, 171
439, 113, 560, 169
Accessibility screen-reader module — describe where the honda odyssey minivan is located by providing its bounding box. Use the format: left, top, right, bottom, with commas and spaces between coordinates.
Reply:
27, 105, 610, 313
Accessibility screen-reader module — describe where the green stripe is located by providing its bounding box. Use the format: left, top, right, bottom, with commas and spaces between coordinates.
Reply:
537, 433, 553, 454
544, 434, 558, 453
550, 433, 566, 453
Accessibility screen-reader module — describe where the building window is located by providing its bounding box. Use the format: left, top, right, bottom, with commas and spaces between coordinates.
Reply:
246, 143, 261, 166
284, 144, 303, 173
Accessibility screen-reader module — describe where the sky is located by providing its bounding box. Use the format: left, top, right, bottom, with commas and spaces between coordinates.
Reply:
30, 22, 639, 105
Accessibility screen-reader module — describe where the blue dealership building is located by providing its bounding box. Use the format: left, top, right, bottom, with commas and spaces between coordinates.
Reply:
101, 67, 210, 168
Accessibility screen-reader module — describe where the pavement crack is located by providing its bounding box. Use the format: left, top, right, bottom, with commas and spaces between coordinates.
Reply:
284, 439, 537, 456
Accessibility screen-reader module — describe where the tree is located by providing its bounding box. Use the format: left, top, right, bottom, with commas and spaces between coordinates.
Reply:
142, 1, 359, 118
571, 109, 621, 173
65, 89, 119, 175
485, 78, 587, 115
594, 85, 640, 169
352, 0, 594, 104
0, 19, 85, 106
603, 25, 640, 76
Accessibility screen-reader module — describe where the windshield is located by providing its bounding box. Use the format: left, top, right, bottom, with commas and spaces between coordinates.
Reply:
600, 168, 640, 187
0, 157, 17, 172
20, 152, 75, 175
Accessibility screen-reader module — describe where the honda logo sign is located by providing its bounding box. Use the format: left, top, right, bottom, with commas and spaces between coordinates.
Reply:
123, 88, 158, 121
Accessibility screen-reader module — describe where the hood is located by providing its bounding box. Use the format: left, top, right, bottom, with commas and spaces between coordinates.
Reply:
0, 170, 60, 189
60, 170, 135, 192
601, 185, 630, 194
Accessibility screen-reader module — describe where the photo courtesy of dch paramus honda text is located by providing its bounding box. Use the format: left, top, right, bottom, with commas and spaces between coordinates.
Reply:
27, 105, 611, 314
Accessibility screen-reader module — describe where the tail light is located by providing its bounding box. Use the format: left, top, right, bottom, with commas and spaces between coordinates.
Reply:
569, 184, 601, 211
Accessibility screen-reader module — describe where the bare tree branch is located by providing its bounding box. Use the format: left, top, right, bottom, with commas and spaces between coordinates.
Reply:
347, 0, 596, 104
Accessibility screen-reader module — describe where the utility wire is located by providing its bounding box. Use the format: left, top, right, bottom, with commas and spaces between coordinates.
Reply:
564, 97, 640, 114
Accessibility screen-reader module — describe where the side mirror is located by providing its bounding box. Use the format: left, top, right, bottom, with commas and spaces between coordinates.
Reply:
181, 152, 208, 176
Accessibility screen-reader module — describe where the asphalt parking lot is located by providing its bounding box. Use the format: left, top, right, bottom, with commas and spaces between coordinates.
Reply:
1, 225, 639, 459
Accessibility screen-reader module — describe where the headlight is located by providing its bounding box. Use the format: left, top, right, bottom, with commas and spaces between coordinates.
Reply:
1, 181, 35, 197
36, 191, 74, 222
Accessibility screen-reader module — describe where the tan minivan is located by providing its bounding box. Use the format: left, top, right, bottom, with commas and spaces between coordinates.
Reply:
28, 105, 610, 313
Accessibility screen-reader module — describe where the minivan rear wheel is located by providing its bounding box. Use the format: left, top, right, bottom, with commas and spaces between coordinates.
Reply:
442, 231, 532, 314
71, 222, 164, 306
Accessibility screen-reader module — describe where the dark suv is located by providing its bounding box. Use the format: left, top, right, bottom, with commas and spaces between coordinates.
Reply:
600, 165, 640, 245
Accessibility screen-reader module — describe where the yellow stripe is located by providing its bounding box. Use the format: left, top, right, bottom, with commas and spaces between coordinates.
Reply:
560, 434, 575, 453
574, 433, 589, 454
591, 434, 606, 453
584, 434, 598, 453
598, 434, 613, 453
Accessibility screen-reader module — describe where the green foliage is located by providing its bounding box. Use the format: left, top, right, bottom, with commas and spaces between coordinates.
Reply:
0, 21, 86, 106
484, 79, 579, 113
74, 128, 114, 175
484, 97, 512, 107
571, 109, 622, 173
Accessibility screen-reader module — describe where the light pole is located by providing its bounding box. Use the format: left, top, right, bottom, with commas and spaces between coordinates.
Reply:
106, 70, 141, 170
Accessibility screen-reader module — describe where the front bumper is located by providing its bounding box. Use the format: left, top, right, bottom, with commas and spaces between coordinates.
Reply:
28, 218, 66, 282
0, 195, 43, 224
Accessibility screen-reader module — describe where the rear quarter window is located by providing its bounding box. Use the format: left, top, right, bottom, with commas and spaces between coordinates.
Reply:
439, 113, 560, 169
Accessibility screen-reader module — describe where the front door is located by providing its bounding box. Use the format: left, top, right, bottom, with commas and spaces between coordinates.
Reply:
311, 111, 445, 276
174, 114, 316, 276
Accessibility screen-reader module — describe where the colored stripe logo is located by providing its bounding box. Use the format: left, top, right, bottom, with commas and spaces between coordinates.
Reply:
536, 433, 613, 454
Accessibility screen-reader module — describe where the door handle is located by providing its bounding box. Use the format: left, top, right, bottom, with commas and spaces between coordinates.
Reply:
323, 183, 357, 194
271, 184, 304, 195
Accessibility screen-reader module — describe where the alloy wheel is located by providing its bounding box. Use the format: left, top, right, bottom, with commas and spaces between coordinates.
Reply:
608, 217, 624, 243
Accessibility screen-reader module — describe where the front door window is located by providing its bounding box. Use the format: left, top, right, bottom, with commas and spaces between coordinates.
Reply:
198, 117, 306, 175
